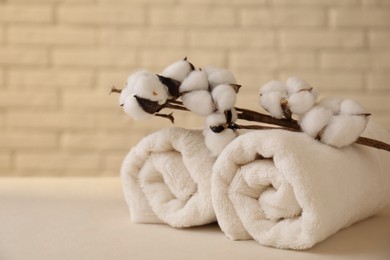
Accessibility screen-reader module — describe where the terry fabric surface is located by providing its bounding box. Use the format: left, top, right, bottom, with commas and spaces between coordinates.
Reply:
121, 127, 216, 228
212, 122, 390, 249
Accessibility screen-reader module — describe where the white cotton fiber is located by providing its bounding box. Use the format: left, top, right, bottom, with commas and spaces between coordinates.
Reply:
260, 80, 287, 94
208, 69, 237, 89
122, 95, 154, 120
211, 84, 237, 113
340, 99, 368, 115
206, 112, 227, 127
133, 73, 168, 105
203, 128, 237, 157
299, 106, 333, 138
119, 86, 132, 106
119, 70, 148, 105
181, 90, 215, 116
180, 70, 209, 93
161, 59, 193, 82
259, 92, 284, 119
320, 115, 369, 148
203, 66, 219, 76
287, 91, 316, 115
317, 97, 342, 114
286, 76, 312, 95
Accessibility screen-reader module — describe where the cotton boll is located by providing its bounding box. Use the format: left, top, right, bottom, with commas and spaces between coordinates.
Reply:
311, 87, 320, 99
181, 90, 215, 116
119, 70, 148, 105
260, 80, 287, 95
320, 115, 369, 148
122, 95, 154, 120
208, 69, 237, 89
259, 92, 284, 119
161, 59, 194, 82
299, 106, 333, 138
133, 73, 168, 105
211, 84, 237, 113
286, 76, 312, 95
126, 70, 149, 89
340, 99, 368, 115
179, 70, 209, 93
287, 91, 316, 115
203, 128, 237, 157
317, 97, 342, 114
203, 66, 220, 76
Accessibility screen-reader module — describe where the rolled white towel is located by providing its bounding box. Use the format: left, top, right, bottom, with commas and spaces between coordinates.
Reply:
121, 127, 216, 228
212, 122, 390, 249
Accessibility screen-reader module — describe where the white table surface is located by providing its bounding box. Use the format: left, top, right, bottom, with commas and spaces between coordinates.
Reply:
1, 177, 389, 260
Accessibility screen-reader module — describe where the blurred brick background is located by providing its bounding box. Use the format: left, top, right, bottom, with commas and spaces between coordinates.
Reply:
0, 0, 389, 176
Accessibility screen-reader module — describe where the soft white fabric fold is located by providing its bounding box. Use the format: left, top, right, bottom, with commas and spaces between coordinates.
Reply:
121, 127, 216, 228
212, 122, 390, 249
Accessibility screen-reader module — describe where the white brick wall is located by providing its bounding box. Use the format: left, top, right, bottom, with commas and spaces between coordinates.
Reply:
0, 0, 389, 177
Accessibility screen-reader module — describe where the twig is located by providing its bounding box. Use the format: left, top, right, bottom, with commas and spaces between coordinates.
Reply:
155, 113, 175, 123
109, 85, 122, 95
235, 107, 301, 131
167, 99, 184, 105
355, 136, 390, 152
236, 124, 300, 131
164, 102, 189, 111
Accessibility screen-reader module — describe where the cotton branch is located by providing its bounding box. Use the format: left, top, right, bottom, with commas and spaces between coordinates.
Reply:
155, 99, 390, 152
110, 60, 390, 153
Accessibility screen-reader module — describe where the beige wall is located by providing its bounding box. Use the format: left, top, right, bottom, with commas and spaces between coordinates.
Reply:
0, 0, 389, 176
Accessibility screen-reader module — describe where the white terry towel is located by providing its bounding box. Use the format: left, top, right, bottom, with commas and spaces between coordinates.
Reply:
212, 122, 390, 249
121, 127, 216, 228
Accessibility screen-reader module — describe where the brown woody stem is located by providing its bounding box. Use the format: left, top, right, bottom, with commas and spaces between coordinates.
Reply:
236, 124, 299, 131
164, 102, 189, 111
235, 107, 300, 131
355, 136, 390, 152
155, 113, 175, 123
109, 85, 122, 95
